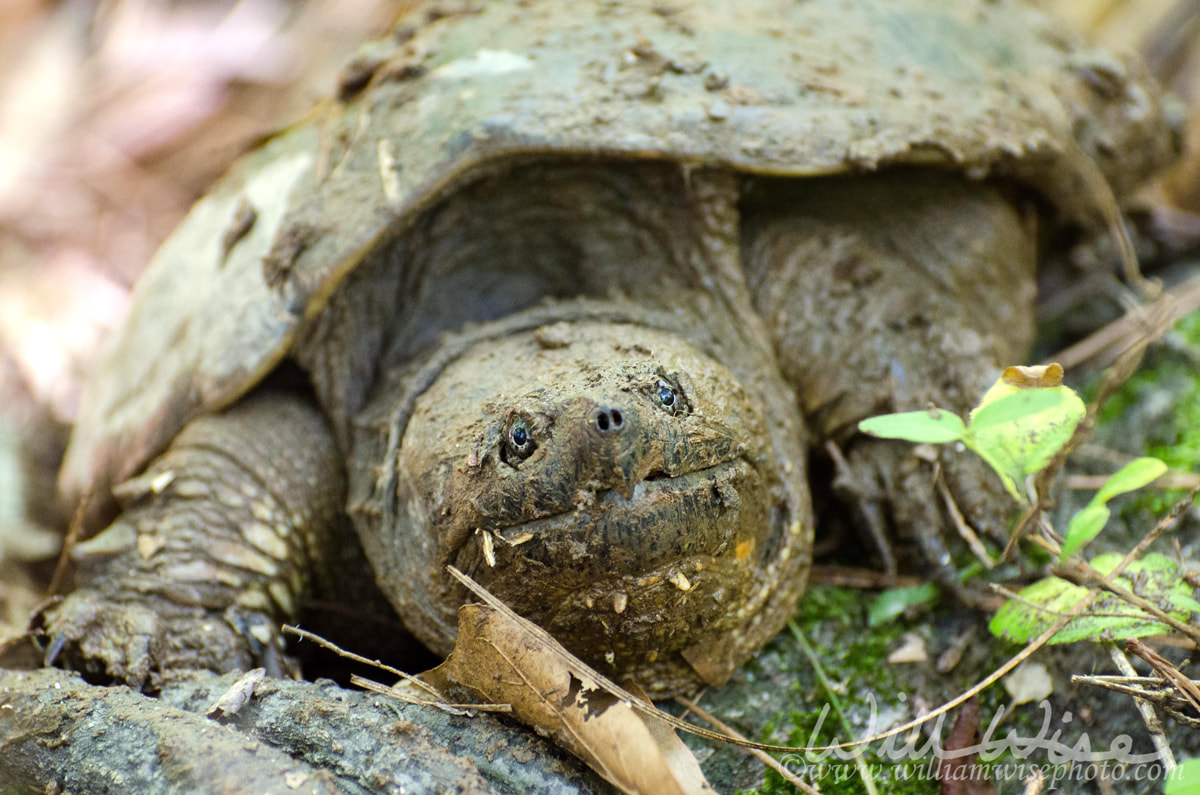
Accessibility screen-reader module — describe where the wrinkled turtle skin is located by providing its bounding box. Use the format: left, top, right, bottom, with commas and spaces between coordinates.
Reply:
39, 0, 1174, 698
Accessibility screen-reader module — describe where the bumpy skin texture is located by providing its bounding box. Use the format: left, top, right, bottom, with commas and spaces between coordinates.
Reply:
39, 394, 345, 687
744, 170, 1040, 564
39, 0, 1176, 699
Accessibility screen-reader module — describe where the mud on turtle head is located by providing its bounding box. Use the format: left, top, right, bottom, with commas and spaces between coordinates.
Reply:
359, 321, 785, 686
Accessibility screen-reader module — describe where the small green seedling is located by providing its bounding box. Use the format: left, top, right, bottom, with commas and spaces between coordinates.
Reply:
858, 364, 1086, 503
1059, 456, 1167, 562
859, 364, 1190, 647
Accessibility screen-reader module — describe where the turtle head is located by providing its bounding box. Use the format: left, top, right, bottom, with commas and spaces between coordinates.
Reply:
376, 320, 787, 693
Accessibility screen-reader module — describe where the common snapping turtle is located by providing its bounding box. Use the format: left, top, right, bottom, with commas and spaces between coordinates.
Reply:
40, 0, 1174, 698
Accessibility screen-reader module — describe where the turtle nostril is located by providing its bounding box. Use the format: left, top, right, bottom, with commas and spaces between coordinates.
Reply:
595, 408, 624, 433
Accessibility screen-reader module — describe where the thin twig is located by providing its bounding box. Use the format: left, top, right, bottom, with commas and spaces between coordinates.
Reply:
1126, 638, 1200, 714
1074, 677, 1166, 700
282, 625, 445, 701
350, 674, 512, 714
1001, 501, 1046, 564
1065, 472, 1200, 491
1108, 643, 1176, 772
48, 490, 92, 595
1064, 139, 1155, 300
1072, 672, 1200, 728
938, 480, 995, 568
809, 565, 923, 590
1051, 271, 1200, 371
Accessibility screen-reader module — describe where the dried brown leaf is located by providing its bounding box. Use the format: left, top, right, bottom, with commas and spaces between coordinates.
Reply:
937, 698, 997, 795
423, 602, 713, 795
999, 364, 1064, 389
424, 605, 710, 795
625, 683, 714, 795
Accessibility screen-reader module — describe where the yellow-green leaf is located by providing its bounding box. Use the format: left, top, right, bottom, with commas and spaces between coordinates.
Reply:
1060, 504, 1111, 562
1165, 757, 1200, 795
964, 377, 1086, 503
1094, 457, 1167, 504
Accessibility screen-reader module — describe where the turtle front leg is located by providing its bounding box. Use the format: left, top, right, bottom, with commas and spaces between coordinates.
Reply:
742, 169, 1038, 586
37, 392, 345, 688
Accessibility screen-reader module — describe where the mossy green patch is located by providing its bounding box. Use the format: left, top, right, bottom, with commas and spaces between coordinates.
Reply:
717, 587, 945, 795
700, 581, 1169, 795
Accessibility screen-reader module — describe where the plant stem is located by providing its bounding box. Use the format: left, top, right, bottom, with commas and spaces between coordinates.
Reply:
789, 620, 879, 795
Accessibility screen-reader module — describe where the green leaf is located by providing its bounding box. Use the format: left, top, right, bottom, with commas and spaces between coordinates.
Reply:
867, 584, 939, 627
964, 386, 1086, 503
968, 389, 1068, 430
1094, 457, 1168, 504
988, 553, 1192, 644
1059, 458, 1168, 562
1091, 551, 1172, 578
1165, 757, 1200, 795
1060, 504, 1111, 562
1169, 593, 1200, 614
858, 410, 966, 444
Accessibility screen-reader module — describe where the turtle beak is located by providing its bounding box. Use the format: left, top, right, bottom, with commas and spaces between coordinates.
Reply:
612, 457, 642, 501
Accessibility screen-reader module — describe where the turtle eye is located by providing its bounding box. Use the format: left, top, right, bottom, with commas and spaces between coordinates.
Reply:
653, 378, 688, 416
502, 417, 536, 464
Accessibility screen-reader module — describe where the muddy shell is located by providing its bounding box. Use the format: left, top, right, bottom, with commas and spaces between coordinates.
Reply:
62, 0, 1174, 502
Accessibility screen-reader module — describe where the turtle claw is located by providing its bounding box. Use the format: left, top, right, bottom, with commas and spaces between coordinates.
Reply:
831, 437, 1013, 607
34, 591, 159, 687
34, 590, 274, 689
41, 625, 67, 668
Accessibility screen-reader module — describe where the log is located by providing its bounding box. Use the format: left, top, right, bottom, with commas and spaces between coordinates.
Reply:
0, 668, 607, 794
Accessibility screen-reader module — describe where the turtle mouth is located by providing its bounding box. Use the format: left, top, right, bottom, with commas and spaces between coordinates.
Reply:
492, 457, 752, 547
454, 454, 770, 644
